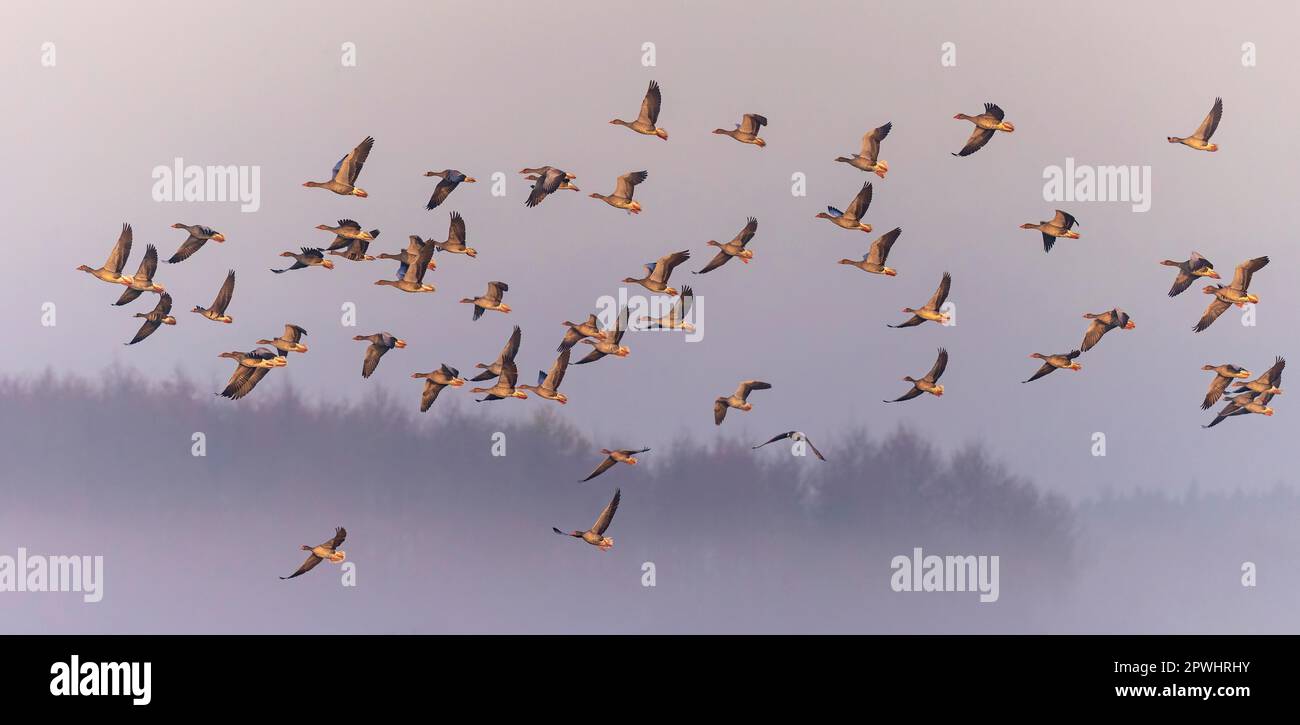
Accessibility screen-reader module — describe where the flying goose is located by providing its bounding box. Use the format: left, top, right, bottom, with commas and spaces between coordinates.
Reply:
319, 220, 375, 252
354, 332, 406, 379
471, 325, 522, 382
1194, 256, 1269, 333
580, 448, 649, 482
518, 349, 572, 404
374, 236, 436, 293
424, 169, 476, 210
471, 361, 528, 401
77, 223, 133, 286
524, 167, 578, 208
1168, 97, 1222, 151
839, 227, 902, 275
271, 247, 334, 273
1020, 210, 1080, 253
165, 223, 225, 264
835, 121, 891, 178
889, 272, 952, 327
1080, 308, 1135, 352
558, 314, 609, 352
1201, 364, 1253, 410
1204, 391, 1274, 428
216, 347, 285, 400
815, 181, 874, 232
552, 489, 620, 551
280, 527, 347, 579
377, 234, 436, 279
460, 281, 511, 320
257, 324, 309, 356
640, 286, 695, 332
713, 113, 767, 147
574, 308, 630, 364
431, 212, 478, 258
303, 136, 373, 196
610, 80, 667, 140
1229, 356, 1285, 398
753, 432, 825, 461
219, 347, 287, 369
113, 243, 165, 305
1023, 350, 1082, 383
411, 364, 466, 412
952, 103, 1014, 156
623, 250, 690, 295
190, 270, 236, 323
1161, 253, 1220, 297
886, 348, 948, 402
590, 170, 648, 213
328, 235, 378, 262
714, 380, 772, 425
125, 292, 175, 345
695, 217, 758, 274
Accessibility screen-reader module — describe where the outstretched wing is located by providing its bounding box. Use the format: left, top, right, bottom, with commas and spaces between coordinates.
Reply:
1193, 298, 1232, 333
740, 114, 767, 134
106, 223, 133, 273
926, 272, 952, 309
592, 489, 621, 534
210, 270, 236, 314
866, 227, 902, 266
924, 348, 949, 383
753, 432, 795, 449
650, 250, 690, 284
1193, 97, 1223, 142
1022, 362, 1057, 384
1202, 375, 1233, 410
953, 128, 995, 157
334, 136, 374, 185
638, 80, 662, 125
580, 456, 617, 482
736, 380, 772, 401
613, 170, 647, 199
858, 121, 891, 163
845, 182, 873, 219
695, 250, 731, 274
1232, 256, 1269, 292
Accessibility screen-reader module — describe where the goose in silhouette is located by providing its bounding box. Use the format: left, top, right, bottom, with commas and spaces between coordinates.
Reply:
125, 292, 175, 345
1161, 253, 1220, 297
77, 223, 134, 286
113, 243, 165, 305
271, 247, 333, 273
431, 212, 478, 258
839, 227, 901, 275
1229, 356, 1285, 398
258, 324, 309, 356
518, 349, 571, 404
580, 449, 649, 482
303, 136, 373, 196
1023, 351, 1082, 383
1194, 256, 1269, 332
189, 270, 236, 323
471, 325, 522, 382
523, 167, 578, 208
165, 223, 225, 263
1201, 364, 1253, 410
714, 380, 772, 425
461, 281, 511, 320
640, 286, 694, 332
890, 272, 952, 327
623, 250, 690, 295
552, 489, 620, 551
411, 364, 466, 412
713, 113, 767, 147
354, 332, 406, 378
815, 181, 874, 232
1168, 97, 1222, 151
423, 169, 476, 210
610, 80, 667, 139
280, 527, 347, 579
952, 103, 1014, 156
696, 217, 757, 274
558, 314, 609, 352
590, 170, 648, 213
886, 348, 948, 402
374, 236, 436, 293
835, 121, 891, 178
574, 308, 630, 364
753, 431, 825, 461
1080, 308, 1134, 352
1020, 210, 1080, 253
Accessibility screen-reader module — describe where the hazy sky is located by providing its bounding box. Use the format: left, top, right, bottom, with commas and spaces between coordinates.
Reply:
5, 0, 1299, 498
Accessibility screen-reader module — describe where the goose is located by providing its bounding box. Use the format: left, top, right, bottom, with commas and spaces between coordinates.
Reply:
411, 364, 466, 412
590, 170, 648, 213
1161, 253, 1220, 297
430, 212, 478, 258
558, 314, 609, 352
280, 527, 347, 579
574, 308, 630, 364
460, 281, 511, 320
523, 173, 581, 191
319, 219, 374, 251
216, 348, 285, 400
328, 236, 377, 262
750, 431, 825, 463
890, 272, 952, 327
1204, 391, 1274, 429
839, 227, 901, 276
303, 136, 373, 196
952, 103, 1014, 156
695, 217, 758, 274
886, 348, 948, 402
1201, 364, 1253, 410
423, 169, 476, 210
640, 286, 695, 332
165, 224, 225, 264
377, 235, 437, 279
1168, 97, 1222, 151
191, 270, 236, 323
835, 121, 891, 178
1023, 350, 1082, 383
125, 292, 175, 345
257, 324, 309, 356
815, 181, 874, 232
552, 489, 620, 551
518, 348, 571, 404
1020, 210, 1080, 252
374, 236, 436, 293
1194, 256, 1269, 333
472, 326, 522, 381
271, 247, 334, 273
580, 449, 649, 482
714, 380, 772, 425
623, 250, 690, 295
218, 347, 287, 369
523, 167, 578, 208
354, 332, 406, 379
1080, 308, 1135, 352
113, 243, 165, 305
77, 223, 134, 286
472, 361, 528, 401
610, 80, 667, 139
713, 113, 767, 147
1229, 356, 1284, 398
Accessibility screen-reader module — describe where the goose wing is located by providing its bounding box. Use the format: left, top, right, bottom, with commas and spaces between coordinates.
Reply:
166, 234, 207, 263
322, 527, 346, 551
106, 223, 133, 273
223, 366, 270, 400
282, 324, 307, 343
133, 244, 158, 284
485, 281, 508, 304
844, 181, 873, 219
361, 343, 388, 378
649, 250, 690, 284
447, 211, 467, 244
865, 227, 901, 266
1192, 97, 1223, 142
1168, 267, 1198, 297
1255, 356, 1285, 387
544, 348, 571, 390
333, 136, 374, 186
427, 177, 457, 210
886, 386, 925, 402
733, 216, 758, 247
1194, 297, 1232, 333
1202, 375, 1234, 410
1080, 319, 1109, 352
695, 250, 731, 274
580, 456, 618, 482
613, 170, 648, 200
953, 128, 995, 157
736, 380, 772, 402
924, 272, 952, 310
591, 489, 621, 534
499, 325, 522, 365
1023, 362, 1057, 384
210, 270, 236, 314
1050, 210, 1078, 230
858, 121, 891, 162
411, 239, 436, 285
740, 114, 767, 134
280, 552, 323, 579
638, 81, 662, 125
753, 432, 795, 449
126, 293, 172, 345
1231, 256, 1268, 292
923, 347, 949, 383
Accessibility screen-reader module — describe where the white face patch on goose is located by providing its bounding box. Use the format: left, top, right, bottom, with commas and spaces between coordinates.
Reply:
151, 158, 262, 212
1041, 157, 1151, 213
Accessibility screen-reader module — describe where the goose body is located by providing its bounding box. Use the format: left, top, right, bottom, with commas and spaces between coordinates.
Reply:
1023, 350, 1082, 383
1168, 97, 1222, 151
1020, 210, 1080, 253
411, 364, 466, 412
696, 217, 758, 274
835, 121, 891, 178
714, 380, 772, 425
713, 113, 767, 147
1201, 363, 1253, 410
424, 169, 476, 210
952, 103, 1014, 156
192, 270, 236, 323
1161, 253, 1219, 296
1080, 308, 1134, 352
257, 324, 309, 356
815, 181, 873, 232
574, 308, 630, 364
590, 170, 648, 213
839, 227, 901, 275
558, 314, 609, 352
610, 80, 667, 140
623, 250, 690, 295
165, 223, 225, 264
460, 281, 511, 320
354, 332, 406, 379
271, 247, 334, 273
523, 167, 578, 208
430, 212, 478, 257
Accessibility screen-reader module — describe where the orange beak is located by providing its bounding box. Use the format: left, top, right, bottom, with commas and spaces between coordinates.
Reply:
212, 234, 226, 242
1124, 321, 1136, 330
394, 339, 407, 348
323, 260, 335, 269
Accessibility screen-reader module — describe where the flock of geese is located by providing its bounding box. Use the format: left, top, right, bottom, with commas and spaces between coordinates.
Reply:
71, 83, 1276, 568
